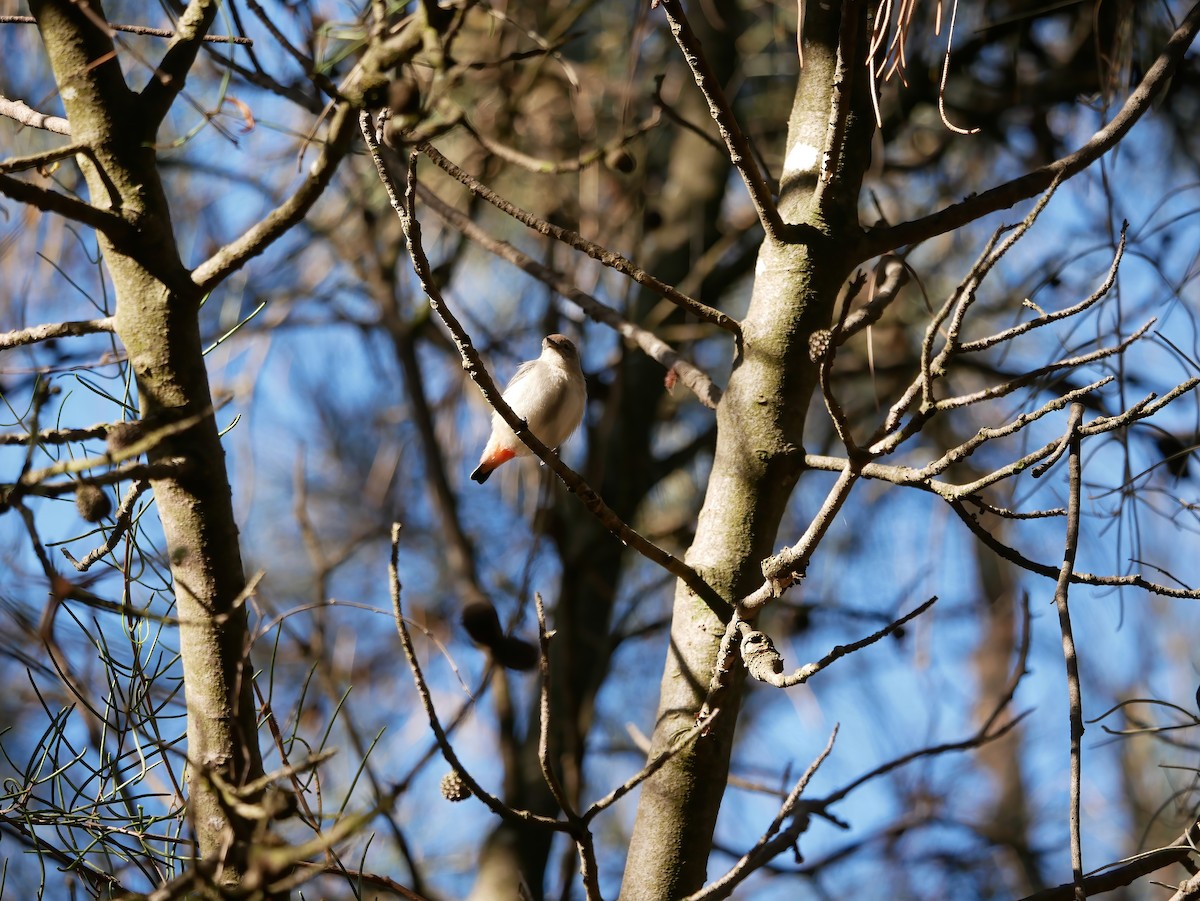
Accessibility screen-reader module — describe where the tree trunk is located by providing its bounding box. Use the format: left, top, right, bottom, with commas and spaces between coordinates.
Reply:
32, 2, 267, 893
622, 3, 875, 896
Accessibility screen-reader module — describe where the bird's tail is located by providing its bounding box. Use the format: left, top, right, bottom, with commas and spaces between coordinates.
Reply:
470, 445, 517, 483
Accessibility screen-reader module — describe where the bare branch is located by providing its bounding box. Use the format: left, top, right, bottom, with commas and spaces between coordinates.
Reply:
0, 173, 135, 242
0, 141, 87, 174
582, 711, 717, 822
684, 726, 839, 901
0, 93, 71, 135
0, 317, 115, 350
1018, 822, 1200, 901
61, 479, 151, 573
140, 0, 223, 125
1051, 404, 1086, 899
740, 465, 860, 612
417, 141, 741, 334
387, 524, 569, 832
837, 256, 909, 341
191, 102, 358, 292
656, 0, 784, 241
414, 180, 723, 408
959, 225, 1127, 354
0, 14, 251, 44
739, 597, 937, 689
862, 3, 1200, 256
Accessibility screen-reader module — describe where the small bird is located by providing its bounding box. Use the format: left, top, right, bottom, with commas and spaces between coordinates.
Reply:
471, 334, 586, 484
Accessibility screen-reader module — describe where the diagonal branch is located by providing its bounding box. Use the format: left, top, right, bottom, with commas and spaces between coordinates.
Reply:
0, 173, 135, 243
418, 141, 740, 334
140, 0, 222, 125
862, 1, 1200, 257
191, 101, 358, 292
415, 180, 723, 408
683, 726, 839, 901
656, 0, 784, 240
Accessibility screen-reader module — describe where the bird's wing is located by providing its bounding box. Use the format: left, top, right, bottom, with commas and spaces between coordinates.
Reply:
503, 359, 541, 394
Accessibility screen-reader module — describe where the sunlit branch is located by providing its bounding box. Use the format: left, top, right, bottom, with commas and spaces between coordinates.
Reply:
818, 595, 1032, 808
191, 101, 358, 291
535, 593, 575, 820
361, 115, 725, 611
1018, 820, 1200, 901
951, 499, 1200, 600
1050, 404, 1086, 899
813, 0, 864, 207
683, 726, 839, 901
740, 465, 860, 612
888, 377, 1114, 482
62, 478, 150, 573
417, 141, 740, 334
0, 317, 115, 350
872, 318, 1153, 457
656, 0, 784, 241
836, 256, 909, 342
959, 226, 1127, 355
0, 93, 70, 134
738, 597, 937, 689
0, 422, 112, 446
581, 711, 717, 822
415, 181, 723, 409
0, 14, 251, 44
534, 594, 604, 901
862, 2, 1200, 257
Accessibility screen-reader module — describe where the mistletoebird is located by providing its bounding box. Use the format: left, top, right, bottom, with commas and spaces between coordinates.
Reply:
470, 334, 586, 484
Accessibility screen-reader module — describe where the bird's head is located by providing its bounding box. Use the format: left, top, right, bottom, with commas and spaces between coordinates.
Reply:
543, 334, 579, 362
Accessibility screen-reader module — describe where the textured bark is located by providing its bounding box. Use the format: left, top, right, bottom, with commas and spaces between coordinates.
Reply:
621, 3, 875, 897
31, 2, 266, 893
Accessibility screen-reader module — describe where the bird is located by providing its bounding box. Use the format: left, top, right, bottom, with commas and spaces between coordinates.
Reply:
470, 334, 586, 484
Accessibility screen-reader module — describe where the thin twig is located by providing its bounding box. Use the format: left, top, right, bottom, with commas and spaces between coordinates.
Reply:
581, 711, 717, 822
683, 726, 839, 901
386, 524, 568, 831
535, 593, 576, 820
415, 181, 722, 408
1053, 404, 1086, 900
61, 479, 150, 573
739, 466, 860, 612
739, 597, 937, 689
417, 141, 740, 334
656, 0, 784, 241
863, 3, 1200, 256
0, 14, 252, 44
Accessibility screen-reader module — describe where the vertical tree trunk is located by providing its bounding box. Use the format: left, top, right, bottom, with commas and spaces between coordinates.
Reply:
32, 2, 267, 892
622, 3, 874, 896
